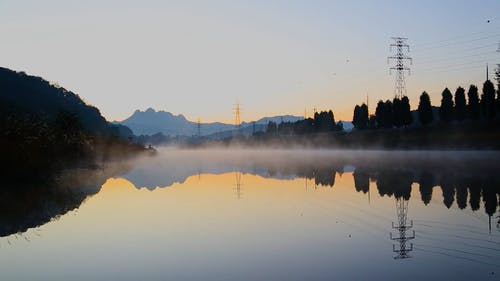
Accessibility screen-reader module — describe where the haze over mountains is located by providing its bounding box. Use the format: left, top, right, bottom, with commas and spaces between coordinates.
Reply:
117, 108, 307, 137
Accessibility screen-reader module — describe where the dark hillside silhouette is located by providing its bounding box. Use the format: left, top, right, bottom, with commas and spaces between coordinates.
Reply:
0, 67, 146, 181
0, 67, 114, 134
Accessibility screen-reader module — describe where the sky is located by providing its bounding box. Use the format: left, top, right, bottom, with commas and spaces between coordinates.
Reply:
1, 0, 499, 122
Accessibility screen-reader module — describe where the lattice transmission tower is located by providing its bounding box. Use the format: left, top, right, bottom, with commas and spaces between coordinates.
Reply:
233, 100, 241, 135
390, 198, 415, 259
388, 37, 412, 99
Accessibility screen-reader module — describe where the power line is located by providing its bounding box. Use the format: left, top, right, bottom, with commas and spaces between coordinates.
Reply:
418, 58, 499, 72
417, 50, 497, 65
417, 64, 486, 75
413, 23, 500, 48
413, 33, 500, 53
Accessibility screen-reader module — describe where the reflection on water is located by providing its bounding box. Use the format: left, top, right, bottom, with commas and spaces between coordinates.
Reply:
0, 149, 499, 281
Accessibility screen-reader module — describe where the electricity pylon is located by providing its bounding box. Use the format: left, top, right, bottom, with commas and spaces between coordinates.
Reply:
388, 37, 412, 99
233, 100, 241, 136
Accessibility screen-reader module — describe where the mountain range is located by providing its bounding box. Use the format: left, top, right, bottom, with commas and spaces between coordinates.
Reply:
117, 108, 306, 137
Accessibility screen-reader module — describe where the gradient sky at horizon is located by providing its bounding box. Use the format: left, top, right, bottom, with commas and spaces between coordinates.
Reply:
1, 0, 500, 122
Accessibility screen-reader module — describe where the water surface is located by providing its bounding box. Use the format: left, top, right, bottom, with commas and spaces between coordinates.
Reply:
1, 149, 499, 281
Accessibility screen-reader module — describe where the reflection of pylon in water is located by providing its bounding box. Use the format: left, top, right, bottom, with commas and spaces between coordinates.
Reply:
390, 197, 415, 259
234, 171, 243, 199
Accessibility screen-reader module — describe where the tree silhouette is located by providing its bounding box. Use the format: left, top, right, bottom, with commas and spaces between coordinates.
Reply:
375, 101, 385, 128
454, 87, 466, 121
439, 88, 454, 122
352, 103, 368, 129
467, 85, 480, 120
481, 80, 496, 120
314, 110, 337, 132
375, 100, 394, 128
401, 96, 412, 127
418, 91, 433, 125
353, 105, 361, 129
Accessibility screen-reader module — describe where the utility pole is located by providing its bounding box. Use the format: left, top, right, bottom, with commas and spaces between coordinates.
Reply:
388, 37, 412, 99
366, 93, 369, 115
390, 197, 415, 259
197, 117, 201, 137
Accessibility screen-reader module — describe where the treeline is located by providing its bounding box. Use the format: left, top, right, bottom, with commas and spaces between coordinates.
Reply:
352, 78, 499, 130
264, 110, 343, 135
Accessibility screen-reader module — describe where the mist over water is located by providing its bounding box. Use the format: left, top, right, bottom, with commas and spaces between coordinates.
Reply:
1, 148, 499, 281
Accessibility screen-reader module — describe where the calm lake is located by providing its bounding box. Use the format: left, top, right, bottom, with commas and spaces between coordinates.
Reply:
1, 149, 499, 281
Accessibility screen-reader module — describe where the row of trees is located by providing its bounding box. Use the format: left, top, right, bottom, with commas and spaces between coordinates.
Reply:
266, 110, 343, 135
418, 79, 498, 125
352, 78, 500, 129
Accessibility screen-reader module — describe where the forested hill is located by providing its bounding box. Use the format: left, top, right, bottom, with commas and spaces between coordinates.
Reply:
0, 67, 130, 136
0, 67, 143, 181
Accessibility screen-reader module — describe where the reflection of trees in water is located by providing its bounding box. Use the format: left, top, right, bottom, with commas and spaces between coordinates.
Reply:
313, 168, 336, 187
418, 172, 434, 205
261, 160, 500, 218
0, 163, 133, 238
353, 170, 369, 194
375, 170, 412, 200
456, 182, 468, 210
440, 174, 455, 209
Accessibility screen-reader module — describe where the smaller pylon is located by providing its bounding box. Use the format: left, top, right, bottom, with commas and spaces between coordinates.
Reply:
233, 100, 242, 135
